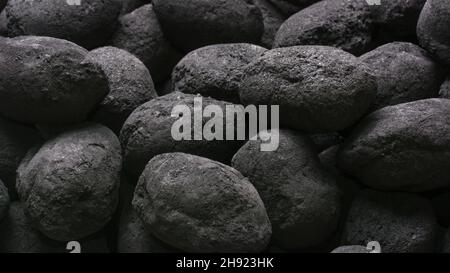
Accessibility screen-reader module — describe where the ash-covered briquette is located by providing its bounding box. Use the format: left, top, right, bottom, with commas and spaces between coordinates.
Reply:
87, 46, 157, 133
239, 45, 376, 133
338, 99, 450, 192
359, 42, 446, 111
109, 4, 181, 83
172, 43, 267, 103
120, 92, 244, 177
417, 0, 450, 66
0, 36, 109, 125
16, 124, 122, 241
341, 190, 439, 253
232, 130, 341, 250
274, 0, 374, 55
133, 153, 272, 253
4, 0, 122, 49
152, 0, 264, 53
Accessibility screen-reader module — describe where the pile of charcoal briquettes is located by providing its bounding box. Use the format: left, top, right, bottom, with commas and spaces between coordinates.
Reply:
1, 0, 450, 253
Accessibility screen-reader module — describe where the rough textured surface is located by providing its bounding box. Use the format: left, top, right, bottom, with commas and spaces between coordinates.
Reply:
4, 0, 122, 49
118, 202, 177, 253
152, 0, 264, 52
232, 130, 341, 250
0, 117, 40, 199
254, 0, 285, 48
16, 124, 122, 241
173, 43, 267, 103
338, 99, 450, 192
439, 76, 450, 98
0, 36, 109, 125
133, 153, 272, 253
341, 190, 438, 253
109, 4, 181, 83
0, 179, 9, 221
120, 92, 244, 177
359, 42, 445, 110
239, 46, 376, 133
274, 0, 374, 55
331, 245, 369, 253
87, 46, 157, 133
417, 0, 450, 66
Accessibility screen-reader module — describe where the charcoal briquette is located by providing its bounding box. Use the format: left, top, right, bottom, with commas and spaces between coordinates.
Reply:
16, 123, 122, 241
232, 130, 342, 250
87, 46, 158, 133
417, 0, 450, 67
132, 152, 272, 253
0, 36, 109, 125
109, 4, 182, 83
338, 99, 450, 192
4, 0, 122, 49
239, 45, 377, 133
172, 43, 267, 103
274, 0, 374, 55
120, 92, 244, 177
359, 42, 446, 110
